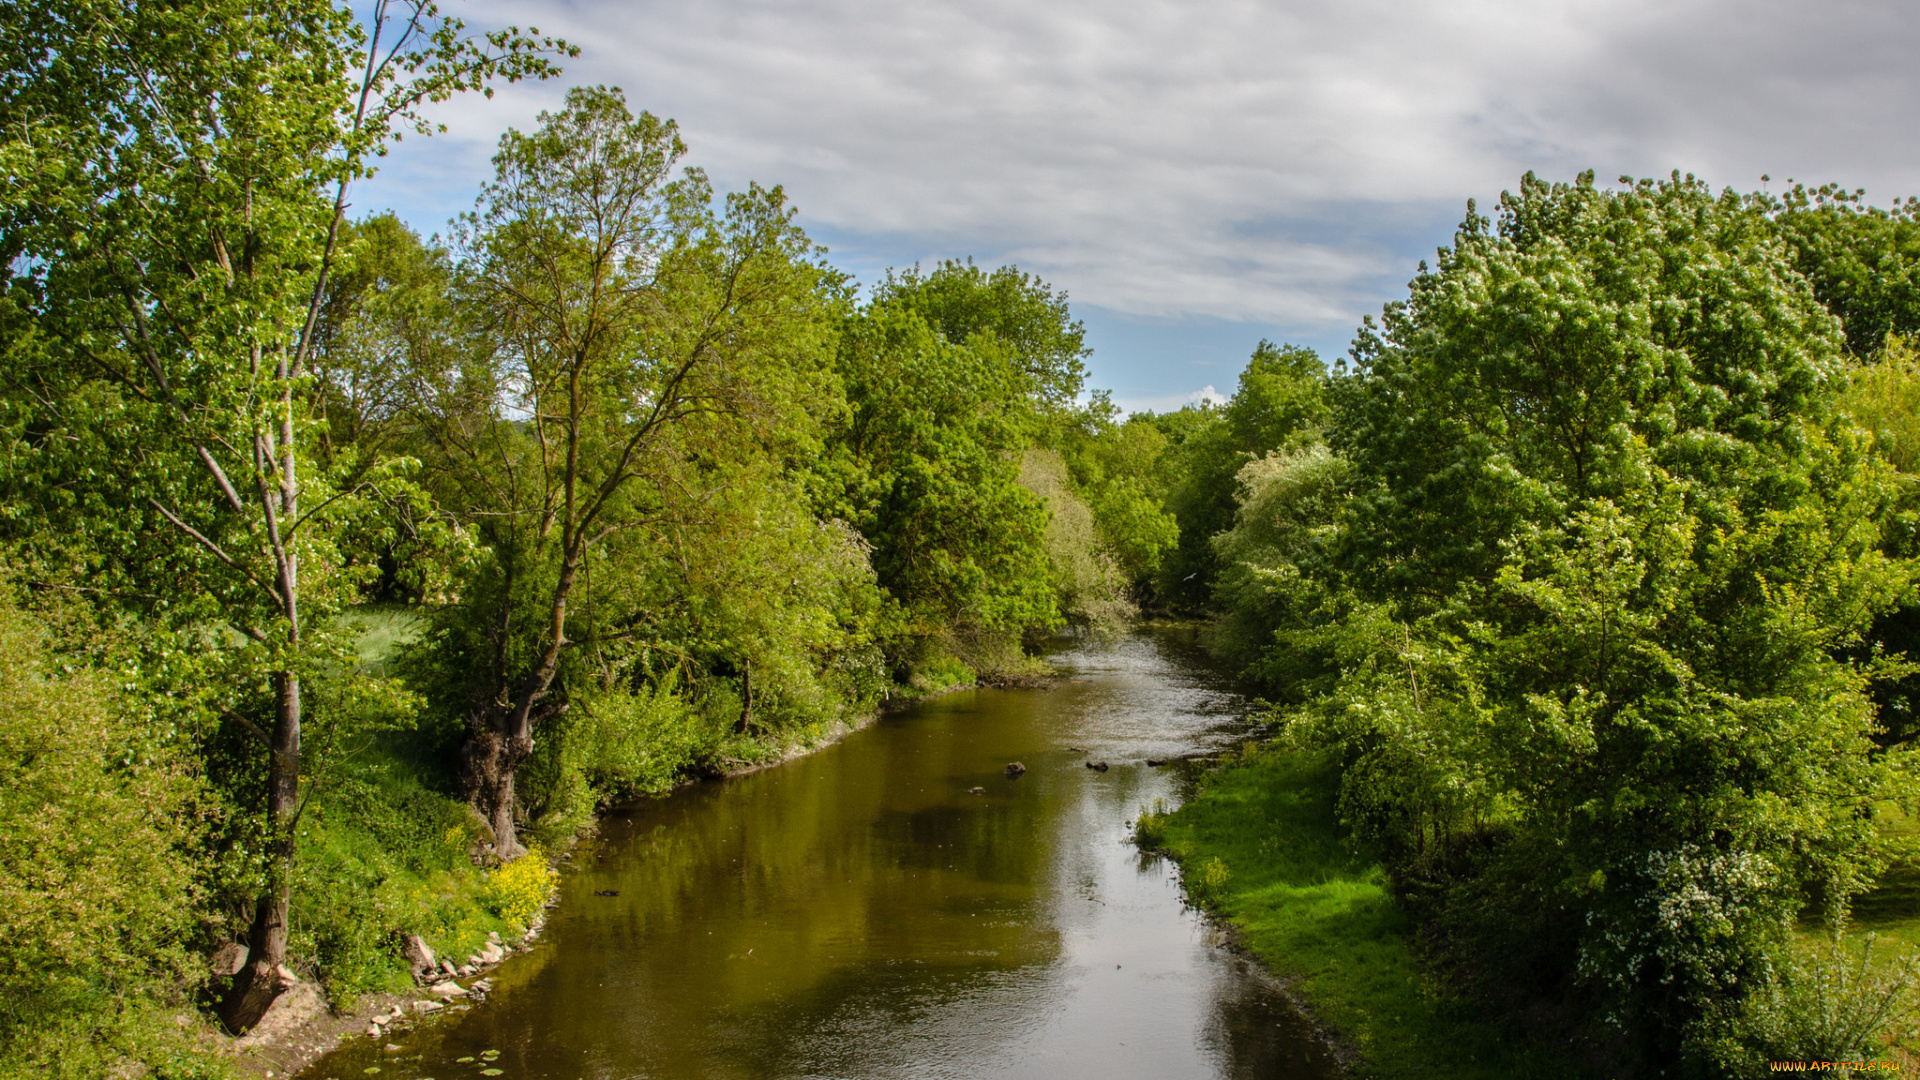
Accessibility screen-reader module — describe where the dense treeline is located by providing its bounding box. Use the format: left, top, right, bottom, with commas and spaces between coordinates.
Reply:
10, 1, 1920, 1076
0, 3, 1175, 1073
1180, 173, 1920, 1074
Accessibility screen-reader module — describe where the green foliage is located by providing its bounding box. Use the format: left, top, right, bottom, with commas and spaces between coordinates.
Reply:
830, 297, 1057, 635
1018, 449, 1136, 633
514, 676, 722, 841
1242, 170, 1919, 1061
894, 640, 976, 693
0, 595, 216, 1077
1056, 400, 1181, 587
1146, 341, 1328, 607
1131, 797, 1171, 848
873, 259, 1090, 416
1770, 185, 1920, 357
287, 747, 473, 1004
1209, 443, 1354, 679
1148, 749, 1587, 1078
1844, 335, 1920, 477
380, 85, 874, 853
1689, 935, 1920, 1077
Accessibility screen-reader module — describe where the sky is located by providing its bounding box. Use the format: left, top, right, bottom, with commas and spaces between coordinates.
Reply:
355, 0, 1920, 414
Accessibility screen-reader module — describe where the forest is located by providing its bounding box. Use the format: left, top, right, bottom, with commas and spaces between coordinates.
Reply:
8, 1, 1920, 1078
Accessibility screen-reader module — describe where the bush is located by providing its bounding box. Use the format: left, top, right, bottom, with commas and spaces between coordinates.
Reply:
516, 677, 723, 845
1691, 935, 1920, 1077
1134, 797, 1171, 848
0, 598, 214, 1077
289, 754, 482, 1003
486, 845, 557, 929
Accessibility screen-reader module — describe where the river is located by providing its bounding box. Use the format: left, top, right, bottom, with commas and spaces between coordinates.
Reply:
298, 626, 1335, 1079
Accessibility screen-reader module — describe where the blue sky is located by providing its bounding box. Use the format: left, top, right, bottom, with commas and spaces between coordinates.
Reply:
353, 0, 1920, 414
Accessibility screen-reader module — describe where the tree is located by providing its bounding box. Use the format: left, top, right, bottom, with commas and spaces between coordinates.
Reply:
0, 0, 565, 1029
875, 259, 1089, 417
411, 86, 848, 858
1770, 184, 1920, 357
1320, 171, 1907, 1054
1055, 398, 1180, 594
1150, 341, 1327, 607
828, 303, 1056, 638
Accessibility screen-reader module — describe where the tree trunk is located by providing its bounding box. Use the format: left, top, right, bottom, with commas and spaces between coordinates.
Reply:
462, 720, 534, 861
219, 671, 300, 1033
463, 556, 577, 861
735, 657, 754, 734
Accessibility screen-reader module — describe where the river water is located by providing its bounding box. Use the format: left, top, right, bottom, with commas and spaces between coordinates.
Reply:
299, 627, 1335, 1080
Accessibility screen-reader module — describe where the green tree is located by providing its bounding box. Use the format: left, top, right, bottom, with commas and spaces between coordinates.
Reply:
1056, 394, 1180, 590
1319, 171, 1907, 1057
1208, 443, 1353, 684
828, 303, 1056, 639
0, 0, 564, 1028
875, 259, 1089, 417
1770, 184, 1920, 357
1150, 340, 1327, 607
408, 86, 850, 858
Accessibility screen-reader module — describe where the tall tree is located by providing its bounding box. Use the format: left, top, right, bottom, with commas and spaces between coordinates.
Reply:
412, 86, 847, 858
1324, 171, 1905, 1052
1151, 340, 1327, 607
0, 0, 565, 1029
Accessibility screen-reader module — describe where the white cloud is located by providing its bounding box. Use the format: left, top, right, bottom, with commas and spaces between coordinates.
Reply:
358, 0, 1920, 389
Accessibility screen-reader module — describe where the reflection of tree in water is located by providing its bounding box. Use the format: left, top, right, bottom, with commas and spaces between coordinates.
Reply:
1198, 946, 1341, 1080
298, 630, 1326, 1080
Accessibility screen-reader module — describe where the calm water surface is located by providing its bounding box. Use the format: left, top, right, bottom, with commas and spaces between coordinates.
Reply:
300, 627, 1334, 1079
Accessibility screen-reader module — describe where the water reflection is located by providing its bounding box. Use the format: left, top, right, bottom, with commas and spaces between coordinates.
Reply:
300, 627, 1335, 1080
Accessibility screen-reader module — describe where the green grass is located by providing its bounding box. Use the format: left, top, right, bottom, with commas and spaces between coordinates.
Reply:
1145, 748, 1592, 1080
1849, 800, 1920, 950
342, 602, 424, 671
279, 604, 539, 1008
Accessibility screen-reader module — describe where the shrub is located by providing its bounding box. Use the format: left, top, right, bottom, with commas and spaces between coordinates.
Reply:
487, 846, 556, 929
1690, 935, 1920, 1077
1134, 798, 1171, 848
0, 599, 212, 1077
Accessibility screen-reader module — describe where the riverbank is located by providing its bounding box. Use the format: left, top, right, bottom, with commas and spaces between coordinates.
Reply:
220, 675, 1012, 1079
1140, 746, 1592, 1080
280, 627, 1326, 1079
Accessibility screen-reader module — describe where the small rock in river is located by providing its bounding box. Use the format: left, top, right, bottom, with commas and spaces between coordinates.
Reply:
968, 786, 985, 795
1004, 762, 1026, 777
594, 889, 620, 896
1085, 761, 1109, 772
1146, 759, 1168, 767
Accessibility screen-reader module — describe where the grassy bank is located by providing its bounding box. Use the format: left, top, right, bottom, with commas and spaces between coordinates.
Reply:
1138, 747, 1590, 1080
285, 606, 890, 1009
